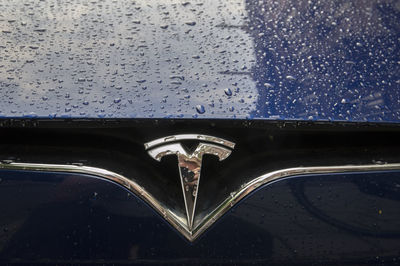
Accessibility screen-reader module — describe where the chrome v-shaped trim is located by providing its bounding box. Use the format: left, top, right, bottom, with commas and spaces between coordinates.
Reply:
1, 161, 400, 241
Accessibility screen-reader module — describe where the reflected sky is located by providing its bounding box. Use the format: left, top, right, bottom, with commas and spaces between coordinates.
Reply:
0, 0, 257, 118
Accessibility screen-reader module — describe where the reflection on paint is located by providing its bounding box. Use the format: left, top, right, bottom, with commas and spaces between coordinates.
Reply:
0, 0, 399, 122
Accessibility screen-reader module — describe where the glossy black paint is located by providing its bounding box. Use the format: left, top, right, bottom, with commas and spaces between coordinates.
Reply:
0, 121, 399, 264
0, 169, 399, 265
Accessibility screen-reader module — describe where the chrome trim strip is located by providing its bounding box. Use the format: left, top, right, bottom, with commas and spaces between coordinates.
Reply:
144, 134, 236, 150
1, 162, 400, 241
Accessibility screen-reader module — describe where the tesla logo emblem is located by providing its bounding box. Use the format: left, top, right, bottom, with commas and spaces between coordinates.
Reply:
144, 135, 235, 232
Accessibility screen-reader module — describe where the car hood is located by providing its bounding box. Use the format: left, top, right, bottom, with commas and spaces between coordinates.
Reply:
0, 0, 399, 122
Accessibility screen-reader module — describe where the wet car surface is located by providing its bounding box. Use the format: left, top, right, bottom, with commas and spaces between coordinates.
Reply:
0, 0, 399, 265
0, 0, 398, 121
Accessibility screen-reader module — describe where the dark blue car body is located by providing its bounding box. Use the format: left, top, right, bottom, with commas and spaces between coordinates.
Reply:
0, 0, 399, 265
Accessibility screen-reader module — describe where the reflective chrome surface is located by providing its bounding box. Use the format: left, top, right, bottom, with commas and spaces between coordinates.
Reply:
1, 161, 400, 242
144, 134, 236, 150
145, 135, 235, 231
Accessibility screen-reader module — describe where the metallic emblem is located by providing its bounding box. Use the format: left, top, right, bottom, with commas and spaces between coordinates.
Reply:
144, 134, 235, 231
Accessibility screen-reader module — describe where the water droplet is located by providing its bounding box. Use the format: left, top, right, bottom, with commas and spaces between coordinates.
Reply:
196, 104, 205, 114
263, 82, 273, 88
224, 88, 232, 96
